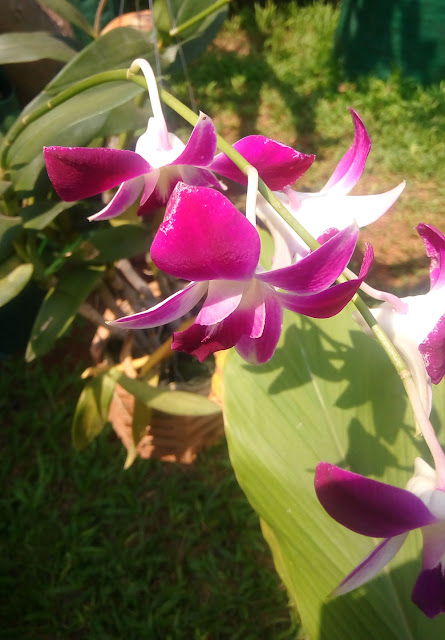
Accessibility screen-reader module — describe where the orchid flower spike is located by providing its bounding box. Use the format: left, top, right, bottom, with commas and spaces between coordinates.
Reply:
110, 181, 373, 364
315, 457, 445, 618
358, 224, 445, 416
255, 109, 405, 267
44, 58, 221, 220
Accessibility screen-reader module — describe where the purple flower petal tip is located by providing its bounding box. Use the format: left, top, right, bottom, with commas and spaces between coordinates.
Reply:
210, 135, 315, 190
44, 146, 151, 201
412, 565, 445, 618
315, 462, 437, 537
171, 112, 218, 168
416, 223, 445, 290
151, 183, 261, 282
321, 109, 371, 195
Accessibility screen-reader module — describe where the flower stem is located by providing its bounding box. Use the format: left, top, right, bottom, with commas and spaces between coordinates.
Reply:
168, 0, 231, 37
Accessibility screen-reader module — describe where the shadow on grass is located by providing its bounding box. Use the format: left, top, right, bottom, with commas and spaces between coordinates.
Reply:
1, 345, 298, 639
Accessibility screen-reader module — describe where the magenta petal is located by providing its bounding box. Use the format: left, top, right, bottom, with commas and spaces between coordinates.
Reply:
335, 534, 408, 596
172, 303, 255, 362
44, 147, 151, 201
419, 314, 445, 384
256, 223, 359, 293
171, 112, 217, 167
195, 280, 245, 325
110, 282, 208, 329
314, 462, 437, 537
140, 170, 160, 205
321, 109, 371, 196
277, 243, 373, 317
412, 565, 445, 618
236, 291, 283, 364
210, 135, 315, 190
88, 177, 144, 221
151, 183, 261, 281
180, 165, 223, 190
417, 224, 445, 290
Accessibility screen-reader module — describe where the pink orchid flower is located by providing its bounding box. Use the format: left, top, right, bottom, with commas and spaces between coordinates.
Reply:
254, 109, 405, 267
360, 224, 445, 416
315, 458, 445, 618
44, 59, 315, 222
110, 181, 373, 364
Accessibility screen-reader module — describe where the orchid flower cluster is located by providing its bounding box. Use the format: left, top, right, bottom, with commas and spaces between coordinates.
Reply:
43, 58, 445, 618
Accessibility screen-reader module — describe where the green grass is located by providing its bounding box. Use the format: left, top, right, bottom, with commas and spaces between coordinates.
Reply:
1, 346, 298, 639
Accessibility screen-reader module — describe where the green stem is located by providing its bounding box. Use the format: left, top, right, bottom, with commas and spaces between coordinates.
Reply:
157, 87, 320, 251
0, 70, 147, 173
169, 0, 231, 37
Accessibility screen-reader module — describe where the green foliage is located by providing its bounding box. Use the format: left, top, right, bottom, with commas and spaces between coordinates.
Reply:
108, 369, 221, 416
25, 266, 104, 361
39, 0, 96, 38
224, 309, 445, 639
0, 32, 76, 64
72, 372, 116, 450
0, 261, 33, 307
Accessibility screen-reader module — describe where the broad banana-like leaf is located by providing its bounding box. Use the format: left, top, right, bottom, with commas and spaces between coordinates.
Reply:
223, 308, 445, 639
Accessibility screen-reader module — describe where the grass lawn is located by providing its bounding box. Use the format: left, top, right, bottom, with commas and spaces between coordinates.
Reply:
1, 336, 298, 639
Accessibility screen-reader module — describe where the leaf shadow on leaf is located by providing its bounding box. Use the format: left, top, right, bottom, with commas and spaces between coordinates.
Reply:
318, 556, 445, 640
238, 315, 430, 478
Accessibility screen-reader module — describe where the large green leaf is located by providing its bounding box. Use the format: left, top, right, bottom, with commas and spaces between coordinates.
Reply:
7, 82, 143, 167
25, 265, 104, 361
39, 0, 95, 38
0, 32, 76, 64
0, 261, 33, 307
72, 373, 116, 450
223, 309, 445, 639
45, 27, 156, 95
108, 370, 221, 416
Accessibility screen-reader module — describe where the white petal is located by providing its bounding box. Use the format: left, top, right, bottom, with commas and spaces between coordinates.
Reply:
335, 533, 408, 596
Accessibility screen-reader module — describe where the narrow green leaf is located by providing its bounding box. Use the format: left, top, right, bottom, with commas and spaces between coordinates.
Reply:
0, 180, 12, 196
224, 310, 445, 639
0, 32, 76, 64
22, 200, 79, 230
156, 0, 228, 71
72, 374, 115, 450
25, 265, 104, 361
108, 370, 221, 416
0, 214, 22, 262
7, 83, 143, 167
39, 0, 95, 38
0, 262, 33, 307
46, 27, 156, 94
